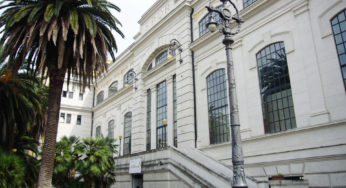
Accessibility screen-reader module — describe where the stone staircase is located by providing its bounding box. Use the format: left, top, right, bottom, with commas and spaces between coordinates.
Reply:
115, 146, 264, 188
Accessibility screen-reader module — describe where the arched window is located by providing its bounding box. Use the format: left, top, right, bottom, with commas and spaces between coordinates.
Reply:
96, 126, 101, 137
207, 69, 229, 144
146, 89, 151, 151
124, 69, 135, 85
108, 120, 115, 138
199, 5, 224, 37
155, 50, 168, 66
256, 42, 296, 133
331, 9, 346, 89
109, 81, 118, 96
96, 91, 104, 105
156, 81, 167, 148
243, 0, 257, 8
123, 112, 132, 155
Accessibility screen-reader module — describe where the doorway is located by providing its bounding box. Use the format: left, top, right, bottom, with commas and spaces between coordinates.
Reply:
132, 174, 143, 188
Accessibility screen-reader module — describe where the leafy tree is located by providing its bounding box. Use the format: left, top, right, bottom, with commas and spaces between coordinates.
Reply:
0, 49, 44, 150
0, 0, 123, 186
0, 148, 26, 187
14, 136, 41, 187
52, 136, 118, 188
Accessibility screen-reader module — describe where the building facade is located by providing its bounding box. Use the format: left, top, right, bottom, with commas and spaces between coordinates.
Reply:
58, 0, 346, 187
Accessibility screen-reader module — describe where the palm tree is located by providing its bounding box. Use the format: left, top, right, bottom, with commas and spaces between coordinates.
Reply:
0, 58, 43, 150
0, 0, 123, 187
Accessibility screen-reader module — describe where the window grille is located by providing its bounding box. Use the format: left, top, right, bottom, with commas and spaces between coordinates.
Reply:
96, 91, 104, 105
108, 120, 115, 138
173, 75, 178, 147
331, 9, 346, 89
207, 69, 230, 144
155, 50, 168, 66
96, 126, 101, 137
146, 89, 151, 151
123, 112, 132, 155
109, 81, 118, 96
256, 42, 296, 133
156, 81, 167, 149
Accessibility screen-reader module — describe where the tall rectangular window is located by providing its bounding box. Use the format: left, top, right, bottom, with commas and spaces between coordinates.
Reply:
207, 69, 230, 144
256, 42, 296, 133
62, 91, 67, 98
60, 113, 65, 123
77, 115, 82, 125
96, 126, 101, 137
79, 93, 83, 100
146, 89, 151, 151
68, 92, 73, 99
173, 75, 178, 147
66, 114, 72, 124
123, 112, 132, 155
156, 81, 167, 149
331, 9, 346, 89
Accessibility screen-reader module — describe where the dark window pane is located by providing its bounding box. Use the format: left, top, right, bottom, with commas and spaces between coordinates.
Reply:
155, 50, 168, 66
108, 120, 114, 138
331, 9, 346, 90
338, 12, 345, 22
123, 112, 132, 155
146, 89, 151, 151
96, 126, 101, 137
96, 91, 104, 105
124, 69, 135, 85
207, 69, 230, 144
243, 0, 257, 8
157, 81, 167, 148
256, 42, 296, 134
109, 81, 118, 96
340, 21, 346, 32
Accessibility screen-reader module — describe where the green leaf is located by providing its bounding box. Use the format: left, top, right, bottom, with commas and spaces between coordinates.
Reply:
44, 4, 54, 22
83, 13, 97, 37
14, 5, 33, 23
54, 0, 63, 16
70, 10, 79, 35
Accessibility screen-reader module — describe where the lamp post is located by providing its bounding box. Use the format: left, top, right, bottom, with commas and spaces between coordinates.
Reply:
206, 1, 247, 187
168, 39, 183, 63
124, 71, 138, 90
119, 135, 122, 157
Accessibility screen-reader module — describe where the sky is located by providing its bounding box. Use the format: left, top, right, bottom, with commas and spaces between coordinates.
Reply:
111, 0, 158, 55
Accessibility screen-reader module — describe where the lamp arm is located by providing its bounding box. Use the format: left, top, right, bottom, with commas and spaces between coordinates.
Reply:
205, 6, 226, 21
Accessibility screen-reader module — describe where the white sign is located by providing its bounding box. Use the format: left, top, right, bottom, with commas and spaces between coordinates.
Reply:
129, 158, 142, 174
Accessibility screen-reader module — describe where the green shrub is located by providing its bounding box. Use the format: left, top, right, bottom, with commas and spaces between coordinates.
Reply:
0, 148, 26, 187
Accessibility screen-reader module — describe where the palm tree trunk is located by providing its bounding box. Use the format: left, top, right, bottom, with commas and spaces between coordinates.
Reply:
37, 68, 66, 188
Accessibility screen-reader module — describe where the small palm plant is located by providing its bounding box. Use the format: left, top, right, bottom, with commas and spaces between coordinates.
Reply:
77, 136, 117, 188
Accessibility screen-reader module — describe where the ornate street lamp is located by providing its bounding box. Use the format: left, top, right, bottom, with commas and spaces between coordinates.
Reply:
168, 39, 183, 63
206, 1, 247, 187
124, 70, 138, 90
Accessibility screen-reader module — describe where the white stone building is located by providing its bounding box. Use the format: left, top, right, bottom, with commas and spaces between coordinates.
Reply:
58, 0, 346, 187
